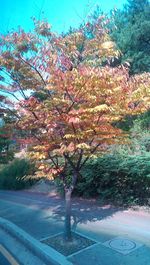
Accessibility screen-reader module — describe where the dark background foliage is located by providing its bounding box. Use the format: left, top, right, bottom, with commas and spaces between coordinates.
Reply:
0, 159, 36, 190
74, 153, 150, 205
111, 0, 150, 74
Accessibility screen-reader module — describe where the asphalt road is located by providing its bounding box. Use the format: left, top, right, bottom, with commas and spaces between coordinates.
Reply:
0, 190, 150, 246
0, 190, 64, 240
1, 190, 150, 265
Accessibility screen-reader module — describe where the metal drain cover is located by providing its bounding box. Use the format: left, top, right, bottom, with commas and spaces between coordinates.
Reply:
102, 237, 143, 255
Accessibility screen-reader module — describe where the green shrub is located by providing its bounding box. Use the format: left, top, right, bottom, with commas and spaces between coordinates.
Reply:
0, 159, 36, 190
74, 153, 150, 205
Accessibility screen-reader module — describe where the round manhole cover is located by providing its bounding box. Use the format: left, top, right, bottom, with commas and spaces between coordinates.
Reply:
109, 238, 136, 251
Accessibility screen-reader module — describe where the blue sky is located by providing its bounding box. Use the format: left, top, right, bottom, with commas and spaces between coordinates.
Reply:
0, 0, 127, 34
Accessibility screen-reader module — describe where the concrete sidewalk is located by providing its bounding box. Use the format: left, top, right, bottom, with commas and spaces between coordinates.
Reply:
0, 190, 150, 265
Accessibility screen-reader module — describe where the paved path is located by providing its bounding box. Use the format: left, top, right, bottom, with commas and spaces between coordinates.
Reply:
0, 190, 150, 265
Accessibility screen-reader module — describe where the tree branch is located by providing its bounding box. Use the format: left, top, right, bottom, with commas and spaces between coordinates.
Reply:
79, 143, 101, 170
19, 56, 46, 86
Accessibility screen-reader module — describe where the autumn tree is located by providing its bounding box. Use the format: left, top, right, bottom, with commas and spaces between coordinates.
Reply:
0, 18, 150, 241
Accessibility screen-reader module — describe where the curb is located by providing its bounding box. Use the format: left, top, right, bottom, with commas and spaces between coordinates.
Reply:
0, 217, 72, 265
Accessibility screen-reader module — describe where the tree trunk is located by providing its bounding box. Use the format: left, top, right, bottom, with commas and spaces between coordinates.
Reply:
64, 188, 72, 241
64, 171, 78, 241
